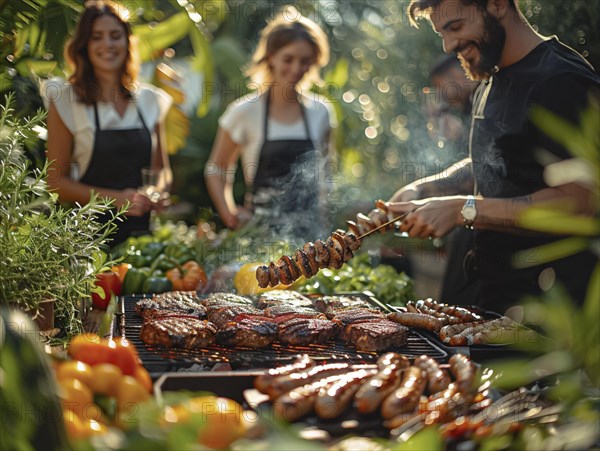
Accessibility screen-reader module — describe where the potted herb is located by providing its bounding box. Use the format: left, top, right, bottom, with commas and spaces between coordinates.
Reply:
0, 95, 124, 337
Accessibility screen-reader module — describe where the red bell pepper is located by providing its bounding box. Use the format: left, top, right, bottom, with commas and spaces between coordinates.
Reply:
92, 271, 122, 309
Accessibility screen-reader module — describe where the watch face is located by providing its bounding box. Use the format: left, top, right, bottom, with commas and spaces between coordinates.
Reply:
462, 206, 477, 221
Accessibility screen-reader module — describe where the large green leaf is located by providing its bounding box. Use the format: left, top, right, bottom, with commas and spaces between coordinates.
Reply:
324, 57, 349, 90
133, 12, 191, 62
189, 26, 214, 117
14, 59, 58, 77
531, 106, 598, 163
518, 206, 600, 236
513, 237, 591, 269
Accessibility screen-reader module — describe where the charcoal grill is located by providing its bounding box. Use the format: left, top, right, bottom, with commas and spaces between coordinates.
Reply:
118, 293, 447, 377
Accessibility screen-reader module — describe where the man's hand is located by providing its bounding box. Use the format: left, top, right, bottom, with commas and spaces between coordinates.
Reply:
388, 197, 465, 238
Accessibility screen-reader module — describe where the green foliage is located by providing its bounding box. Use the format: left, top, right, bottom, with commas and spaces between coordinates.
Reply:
298, 253, 415, 306
0, 94, 124, 337
515, 100, 599, 270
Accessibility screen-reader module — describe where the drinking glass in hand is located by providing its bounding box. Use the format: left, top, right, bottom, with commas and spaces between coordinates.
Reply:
138, 167, 161, 203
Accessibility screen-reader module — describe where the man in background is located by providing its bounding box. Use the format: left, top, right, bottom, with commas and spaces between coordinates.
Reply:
425, 55, 480, 306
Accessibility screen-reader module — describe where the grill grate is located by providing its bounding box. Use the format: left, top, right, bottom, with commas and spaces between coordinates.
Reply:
119, 294, 447, 376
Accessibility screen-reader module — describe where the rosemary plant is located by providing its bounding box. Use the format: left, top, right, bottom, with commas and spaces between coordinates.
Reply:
0, 94, 125, 337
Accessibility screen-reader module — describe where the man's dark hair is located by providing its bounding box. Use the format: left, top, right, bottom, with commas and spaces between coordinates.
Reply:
408, 0, 516, 28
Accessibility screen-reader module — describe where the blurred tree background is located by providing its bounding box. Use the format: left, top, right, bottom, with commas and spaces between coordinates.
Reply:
1, 0, 599, 226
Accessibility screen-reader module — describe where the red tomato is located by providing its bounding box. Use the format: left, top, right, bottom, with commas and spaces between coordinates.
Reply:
91, 271, 121, 309
103, 338, 138, 376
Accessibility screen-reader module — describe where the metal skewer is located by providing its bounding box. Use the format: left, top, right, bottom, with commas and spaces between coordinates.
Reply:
357, 212, 411, 240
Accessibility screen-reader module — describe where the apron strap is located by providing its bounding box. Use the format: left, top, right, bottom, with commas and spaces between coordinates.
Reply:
93, 103, 101, 130
263, 90, 314, 148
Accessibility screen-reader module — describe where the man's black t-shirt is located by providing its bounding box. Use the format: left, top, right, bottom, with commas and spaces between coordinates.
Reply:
470, 37, 599, 312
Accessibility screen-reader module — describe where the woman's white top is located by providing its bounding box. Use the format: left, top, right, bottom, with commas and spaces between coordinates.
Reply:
211, 91, 336, 185
41, 78, 172, 179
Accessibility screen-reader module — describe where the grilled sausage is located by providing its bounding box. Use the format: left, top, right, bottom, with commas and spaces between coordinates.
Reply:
376, 352, 410, 370
387, 312, 444, 332
413, 355, 451, 394
449, 354, 478, 401
354, 365, 405, 414
380, 366, 427, 419
266, 363, 359, 400
315, 368, 377, 419
254, 355, 315, 394
273, 373, 346, 422
439, 321, 487, 342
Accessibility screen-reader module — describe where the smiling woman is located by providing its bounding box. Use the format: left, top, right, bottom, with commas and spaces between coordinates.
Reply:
204, 5, 336, 242
44, 0, 173, 246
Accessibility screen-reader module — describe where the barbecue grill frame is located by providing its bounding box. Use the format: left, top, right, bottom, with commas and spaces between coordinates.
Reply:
118, 292, 448, 378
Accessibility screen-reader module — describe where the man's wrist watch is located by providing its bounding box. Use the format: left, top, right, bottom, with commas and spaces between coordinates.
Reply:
461, 195, 477, 229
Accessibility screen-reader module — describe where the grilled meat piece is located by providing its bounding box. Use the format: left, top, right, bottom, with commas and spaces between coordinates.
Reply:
255, 290, 314, 309
344, 320, 409, 352
140, 316, 217, 349
257, 227, 363, 287
312, 295, 371, 315
278, 316, 340, 346
262, 304, 324, 318
201, 292, 253, 307
256, 266, 270, 289
207, 304, 261, 328
333, 308, 386, 335
216, 314, 278, 348
135, 291, 206, 319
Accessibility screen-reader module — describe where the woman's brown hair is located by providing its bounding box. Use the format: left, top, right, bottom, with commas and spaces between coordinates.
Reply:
65, 0, 139, 103
245, 5, 330, 92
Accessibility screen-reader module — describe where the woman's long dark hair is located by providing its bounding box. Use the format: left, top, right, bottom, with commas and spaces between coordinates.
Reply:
65, 0, 139, 103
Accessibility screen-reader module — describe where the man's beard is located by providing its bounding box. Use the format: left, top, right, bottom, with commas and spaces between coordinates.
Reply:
458, 13, 506, 81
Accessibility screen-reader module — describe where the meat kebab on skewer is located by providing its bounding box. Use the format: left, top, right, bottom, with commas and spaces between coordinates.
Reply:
256, 200, 404, 288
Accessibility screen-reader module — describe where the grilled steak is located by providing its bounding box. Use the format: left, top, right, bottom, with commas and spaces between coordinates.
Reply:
216, 314, 278, 348
333, 308, 386, 336
255, 290, 314, 309
135, 291, 206, 319
263, 304, 324, 318
207, 304, 261, 328
344, 320, 408, 352
278, 316, 340, 346
140, 316, 217, 349
313, 295, 371, 315
201, 292, 253, 307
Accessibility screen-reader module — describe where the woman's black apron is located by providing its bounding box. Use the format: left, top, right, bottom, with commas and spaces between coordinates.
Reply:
79, 103, 152, 246
250, 91, 322, 240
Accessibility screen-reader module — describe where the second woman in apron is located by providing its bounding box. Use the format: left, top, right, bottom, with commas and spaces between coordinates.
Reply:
205, 6, 336, 242
46, 0, 172, 246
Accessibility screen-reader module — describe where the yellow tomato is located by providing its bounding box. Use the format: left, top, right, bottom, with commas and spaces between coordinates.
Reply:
116, 375, 150, 411
234, 262, 306, 295
56, 360, 93, 387
59, 378, 94, 419
63, 410, 87, 440
134, 365, 153, 393
85, 419, 108, 436
166, 395, 247, 449
88, 363, 122, 396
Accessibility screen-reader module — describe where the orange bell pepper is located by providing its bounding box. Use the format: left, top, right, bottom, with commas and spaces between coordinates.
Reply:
166, 260, 208, 291
111, 263, 131, 284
